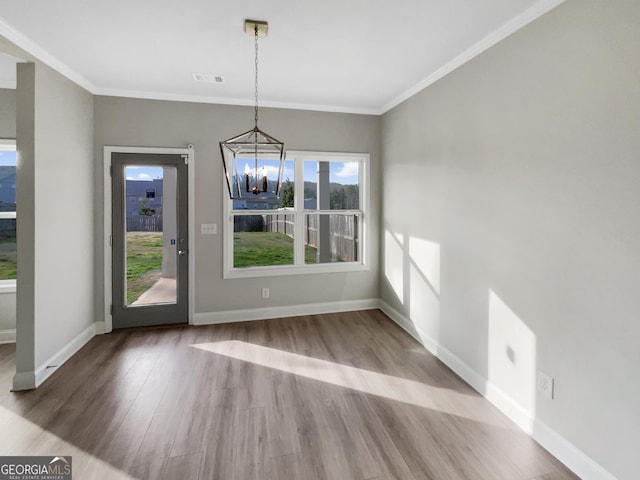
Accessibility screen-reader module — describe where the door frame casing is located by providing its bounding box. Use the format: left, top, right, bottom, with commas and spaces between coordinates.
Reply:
102, 145, 195, 333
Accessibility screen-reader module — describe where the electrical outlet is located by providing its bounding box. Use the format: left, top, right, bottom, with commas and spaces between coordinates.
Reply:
201, 223, 217, 235
261, 288, 270, 299
537, 371, 554, 400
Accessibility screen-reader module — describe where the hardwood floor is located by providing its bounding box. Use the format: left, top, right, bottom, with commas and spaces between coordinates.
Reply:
0, 310, 578, 479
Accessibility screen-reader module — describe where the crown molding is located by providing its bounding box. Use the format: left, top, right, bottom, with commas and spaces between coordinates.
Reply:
0, 15, 377, 117
93, 86, 380, 116
380, 0, 566, 114
1, 1, 565, 116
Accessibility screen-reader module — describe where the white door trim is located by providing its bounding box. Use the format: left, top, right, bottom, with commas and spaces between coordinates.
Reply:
102, 145, 195, 333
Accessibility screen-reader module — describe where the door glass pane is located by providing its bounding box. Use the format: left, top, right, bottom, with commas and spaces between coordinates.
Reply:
124, 165, 177, 306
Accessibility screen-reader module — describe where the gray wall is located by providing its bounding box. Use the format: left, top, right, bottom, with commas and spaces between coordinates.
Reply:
94, 97, 381, 316
0, 88, 15, 137
0, 88, 16, 334
0, 294, 15, 332
14, 59, 94, 383
380, 1, 639, 478
32, 62, 94, 367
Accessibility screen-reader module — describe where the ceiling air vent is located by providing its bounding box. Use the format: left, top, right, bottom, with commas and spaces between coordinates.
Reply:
193, 73, 224, 83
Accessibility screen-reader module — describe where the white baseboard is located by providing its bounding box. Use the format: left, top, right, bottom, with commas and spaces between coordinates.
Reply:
377, 301, 437, 352
378, 300, 617, 480
11, 371, 36, 391
0, 328, 16, 344
194, 298, 379, 326
533, 416, 618, 480
94, 321, 106, 335
34, 323, 96, 388
12, 323, 96, 391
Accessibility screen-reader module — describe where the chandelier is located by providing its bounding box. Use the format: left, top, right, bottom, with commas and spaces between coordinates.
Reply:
220, 19, 286, 199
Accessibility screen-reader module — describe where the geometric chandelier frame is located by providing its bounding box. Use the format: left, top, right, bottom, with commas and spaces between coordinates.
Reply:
220, 19, 286, 199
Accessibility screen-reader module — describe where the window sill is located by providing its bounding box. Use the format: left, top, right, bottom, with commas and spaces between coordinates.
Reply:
0, 281, 17, 294
224, 262, 369, 279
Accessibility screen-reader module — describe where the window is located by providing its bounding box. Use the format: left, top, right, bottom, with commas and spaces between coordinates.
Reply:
224, 151, 369, 278
0, 140, 17, 289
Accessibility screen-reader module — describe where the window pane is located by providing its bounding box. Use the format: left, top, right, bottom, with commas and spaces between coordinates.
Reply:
0, 148, 17, 207
329, 161, 360, 210
303, 160, 318, 209
234, 213, 295, 267
0, 218, 16, 280
304, 214, 359, 264
303, 160, 359, 210
0, 145, 16, 281
232, 159, 294, 210
225, 153, 367, 276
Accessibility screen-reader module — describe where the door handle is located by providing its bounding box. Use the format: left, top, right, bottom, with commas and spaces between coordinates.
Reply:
178, 250, 188, 256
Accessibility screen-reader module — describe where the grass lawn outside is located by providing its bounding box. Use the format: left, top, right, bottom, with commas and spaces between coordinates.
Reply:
0, 233, 163, 297
2, 229, 343, 290
127, 232, 163, 304
0, 240, 16, 280
234, 231, 317, 267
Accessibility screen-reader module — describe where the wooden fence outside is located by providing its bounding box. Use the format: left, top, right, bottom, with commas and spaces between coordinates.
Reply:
127, 214, 163, 232
302, 214, 358, 262
254, 213, 358, 262
265, 214, 295, 238
0, 218, 16, 240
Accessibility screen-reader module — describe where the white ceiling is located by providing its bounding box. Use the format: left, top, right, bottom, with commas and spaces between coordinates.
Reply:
0, 0, 562, 114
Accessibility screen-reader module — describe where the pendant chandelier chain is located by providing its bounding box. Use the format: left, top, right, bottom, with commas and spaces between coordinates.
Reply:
254, 24, 259, 130
220, 19, 285, 200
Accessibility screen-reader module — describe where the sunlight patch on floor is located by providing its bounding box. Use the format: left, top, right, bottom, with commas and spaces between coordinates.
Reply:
0, 406, 135, 480
192, 340, 510, 427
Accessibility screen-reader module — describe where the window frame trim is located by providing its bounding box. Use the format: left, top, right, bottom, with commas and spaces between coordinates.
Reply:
223, 150, 370, 279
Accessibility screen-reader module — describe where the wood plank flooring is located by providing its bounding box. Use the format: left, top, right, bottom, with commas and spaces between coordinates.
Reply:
0, 310, 578, 479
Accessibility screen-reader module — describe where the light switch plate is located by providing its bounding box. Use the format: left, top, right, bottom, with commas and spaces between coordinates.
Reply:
201, 223, 217, 235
